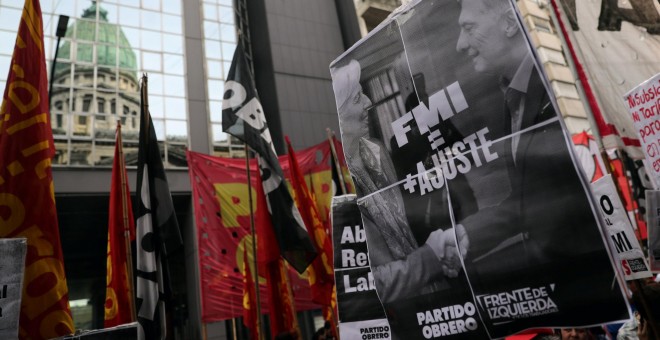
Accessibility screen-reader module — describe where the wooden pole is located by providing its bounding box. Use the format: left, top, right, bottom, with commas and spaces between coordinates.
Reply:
245, 145, 264, 340
116, 121, 137, 322
326, 128, 347, 195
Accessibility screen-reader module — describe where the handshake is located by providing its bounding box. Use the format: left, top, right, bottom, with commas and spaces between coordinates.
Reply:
426, 224, 469, 278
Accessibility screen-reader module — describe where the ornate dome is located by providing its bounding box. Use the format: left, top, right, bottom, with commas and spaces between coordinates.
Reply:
54, 3, 138, 83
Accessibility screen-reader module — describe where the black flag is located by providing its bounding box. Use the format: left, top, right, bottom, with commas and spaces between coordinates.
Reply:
135, 75, 182, 340
222, 43, 316, 273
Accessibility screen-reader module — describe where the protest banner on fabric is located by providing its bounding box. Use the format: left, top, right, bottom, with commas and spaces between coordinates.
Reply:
331, 195, 391, 339
330, 0, 629, 338
0, 238, 27, 339
624, 73, 660, 188
592, 175, 652, 280
187, 139, 345, 322
222, 44, 316, 274
646, 190, 660, 272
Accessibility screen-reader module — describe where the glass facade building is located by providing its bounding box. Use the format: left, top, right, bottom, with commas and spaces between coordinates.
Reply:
0, 0, 360, 337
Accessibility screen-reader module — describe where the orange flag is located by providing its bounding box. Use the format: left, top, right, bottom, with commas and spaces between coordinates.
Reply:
104, 123, 136, 327
242, 246, 260, 340
285, 137, 334, 306
0, 0, 74, 338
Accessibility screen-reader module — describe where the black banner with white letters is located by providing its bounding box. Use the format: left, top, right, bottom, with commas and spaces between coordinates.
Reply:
222, 43, 316, 273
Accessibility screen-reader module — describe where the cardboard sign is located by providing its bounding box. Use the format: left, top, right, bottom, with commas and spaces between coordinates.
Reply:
624, 73, 660, 187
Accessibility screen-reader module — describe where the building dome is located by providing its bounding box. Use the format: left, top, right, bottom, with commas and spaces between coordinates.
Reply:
54, 3, 138, 82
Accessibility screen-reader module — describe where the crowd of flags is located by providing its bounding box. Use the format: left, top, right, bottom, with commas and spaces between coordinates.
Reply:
0, 1, 344, 339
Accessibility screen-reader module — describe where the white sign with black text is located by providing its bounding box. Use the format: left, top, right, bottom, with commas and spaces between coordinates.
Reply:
592, 175, 652, 280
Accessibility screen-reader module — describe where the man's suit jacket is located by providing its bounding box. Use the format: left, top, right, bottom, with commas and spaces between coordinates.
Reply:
461, 66, 605, 276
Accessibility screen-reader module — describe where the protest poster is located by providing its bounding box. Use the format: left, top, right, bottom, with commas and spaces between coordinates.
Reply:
330, 0, 629, 338
623, 73, 660, 188
591, 175, 652, 280
0, 238, 27, 339
332, 194, 392, 339
646, 190, 660, 272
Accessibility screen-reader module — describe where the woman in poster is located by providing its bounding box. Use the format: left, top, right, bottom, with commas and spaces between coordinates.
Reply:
331, 59, 464, 303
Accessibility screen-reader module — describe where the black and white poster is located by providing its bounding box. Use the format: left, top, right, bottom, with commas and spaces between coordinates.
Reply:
332, 195, 392, 339
0, 238, 26, 339
330, 0, 630, 338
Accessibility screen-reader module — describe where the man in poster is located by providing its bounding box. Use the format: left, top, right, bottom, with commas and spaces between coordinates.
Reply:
449, 0, 629, 336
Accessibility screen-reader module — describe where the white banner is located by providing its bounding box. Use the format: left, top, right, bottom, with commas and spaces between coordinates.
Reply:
646, 190, 660, 272
0, 238, 27, 339
592, 175, 652, 280
623, 73, 660, 186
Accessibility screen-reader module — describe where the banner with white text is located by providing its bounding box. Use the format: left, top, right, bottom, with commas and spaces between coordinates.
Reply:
332, 195, 392, 340
330, 0, 629, 338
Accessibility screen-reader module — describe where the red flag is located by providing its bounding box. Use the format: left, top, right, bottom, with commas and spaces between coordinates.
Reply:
255, 167, 300, 337
242, 246, 259, 340
285, 137, 334, 306
104, 123, 136, 327
0, 0, 74, 338
265, 259, 300, 338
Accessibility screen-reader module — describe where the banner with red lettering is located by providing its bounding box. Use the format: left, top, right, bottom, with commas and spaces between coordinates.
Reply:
0, 0, 74, 338
187, 139, 346, 322
624, 74, 660, 187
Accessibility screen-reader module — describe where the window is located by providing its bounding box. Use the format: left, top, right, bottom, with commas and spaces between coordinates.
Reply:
78, 115, 87, 125
82, 95, 92, 112
97, 98, 105, 113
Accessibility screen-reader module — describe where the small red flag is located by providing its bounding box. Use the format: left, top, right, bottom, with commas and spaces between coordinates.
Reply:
242, 246, 259, 340
285, 137, 334, 306
104, 123, 136, 327
255, 167, 300, 337
0, 0, 74, 338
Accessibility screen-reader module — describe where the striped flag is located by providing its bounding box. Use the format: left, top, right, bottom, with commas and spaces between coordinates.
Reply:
222, 43, 316, 273
0, 0, 74, 338
135, 75, 182, 340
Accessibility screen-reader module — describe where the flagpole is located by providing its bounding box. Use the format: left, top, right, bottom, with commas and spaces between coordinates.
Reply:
326, 128, 347, 195
244, 144, 263, 340
117, 121, 137, 322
